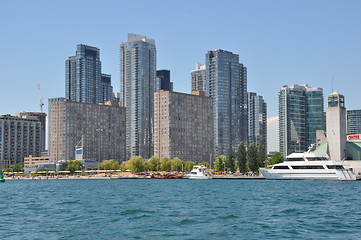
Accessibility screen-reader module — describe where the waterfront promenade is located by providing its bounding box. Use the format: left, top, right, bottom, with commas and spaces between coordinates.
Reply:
4, 172, 265, 180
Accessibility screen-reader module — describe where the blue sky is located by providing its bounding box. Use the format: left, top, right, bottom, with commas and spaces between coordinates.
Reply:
1, 0, 360, 119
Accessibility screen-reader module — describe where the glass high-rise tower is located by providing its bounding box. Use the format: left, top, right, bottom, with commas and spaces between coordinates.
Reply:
156, 70, 173, 92
279, 84, 324, 156
206, 49, 248, 156
248, 92, 267, 149
120, 34, 156, 159
347, 109, 361, 134
100, 74, 113, 102
66, 44, 103, 103
191, 63, 206, 92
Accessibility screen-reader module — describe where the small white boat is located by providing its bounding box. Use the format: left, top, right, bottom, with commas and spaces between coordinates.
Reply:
184, 165, 213, 179
259, 152, 356, 181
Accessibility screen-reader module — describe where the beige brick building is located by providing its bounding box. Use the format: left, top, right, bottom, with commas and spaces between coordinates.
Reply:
48, 99, 126, 162
154, 90, 213, 163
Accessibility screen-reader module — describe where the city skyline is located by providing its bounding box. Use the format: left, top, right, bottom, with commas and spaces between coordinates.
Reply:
1, 0, 361, 153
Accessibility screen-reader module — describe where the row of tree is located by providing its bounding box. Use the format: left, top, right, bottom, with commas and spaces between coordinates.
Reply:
2, 164, 24, 173
100, 157, 197, 173
86, 142, 276, 174
60, 157, 198, 174
214, 142, 267, 173
3, 143, 283, 174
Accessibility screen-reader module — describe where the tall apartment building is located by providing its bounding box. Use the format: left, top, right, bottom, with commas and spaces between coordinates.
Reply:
279, 84, 324, 156
100, 74, 113, 102
16, 112, 46, 152
154, 90, 213, 163
66, 44, 103, 103
156, 70, 173, 92
191, 63, 206, 92
347, 109, 361, 134
0, 115, 42, 168
48, 99, 126, 162
206, 49, 248, 156
120, 34, 156, 159
248, 92, 267, 149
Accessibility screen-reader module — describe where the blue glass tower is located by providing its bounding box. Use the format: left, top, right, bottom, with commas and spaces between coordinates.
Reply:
120, 34, 156, 158
100, 73, 113, 102
66, 44, 102, 103
156, 70, 173, 92
248, 92, 267, 149
206, 49, 248, 156
279, 84, 324, 156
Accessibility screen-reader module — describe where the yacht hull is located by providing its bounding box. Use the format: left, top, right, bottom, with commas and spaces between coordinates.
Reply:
184, 175, 212, 180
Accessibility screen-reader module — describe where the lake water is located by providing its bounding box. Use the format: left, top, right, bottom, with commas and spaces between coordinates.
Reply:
1, 179, 361, 239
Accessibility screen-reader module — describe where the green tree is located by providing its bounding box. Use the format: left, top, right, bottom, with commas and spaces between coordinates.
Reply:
184, 161, 195, 171
119, 162, 127, 171
237, 141, 247, 173
226, 148, 236, 172
160, 157, 171, 171
126, 156, 145, 173
268, 152, 285, 165
171, 158, 183, 171
8, 164, 24, 172
215, 155, 226, 171
66, 160, 82, 173
148, 156, 160, 171
247, 143, 259, 173
258, 145, 267, 168
99, 160, 120, 170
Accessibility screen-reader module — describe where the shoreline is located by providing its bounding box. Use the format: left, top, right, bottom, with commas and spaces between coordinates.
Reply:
4, 175, 265, 180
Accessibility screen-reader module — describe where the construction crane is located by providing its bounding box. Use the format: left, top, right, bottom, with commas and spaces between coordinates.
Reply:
37, 81, 44, 112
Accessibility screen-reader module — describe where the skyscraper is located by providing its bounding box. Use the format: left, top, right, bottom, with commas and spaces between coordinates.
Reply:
279, 84, 324, 156
191, 63, 206, 92
120, 34, 156, 158
248, 92, 267, 149
66, 44, 102, 103
100, 74, 113, 102
205, 49, 248, 156
347, 109, 361, 134
156, 70, 173, 92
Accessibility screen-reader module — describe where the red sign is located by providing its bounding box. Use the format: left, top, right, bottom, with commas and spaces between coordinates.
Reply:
347, 134, 361, 140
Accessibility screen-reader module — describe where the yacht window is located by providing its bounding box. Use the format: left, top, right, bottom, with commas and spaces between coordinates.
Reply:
286, 158, 304, 161
307, 157, 328, 161
327, 165, 344, 169
273, 166, 289, 169
291, 165, 324, 169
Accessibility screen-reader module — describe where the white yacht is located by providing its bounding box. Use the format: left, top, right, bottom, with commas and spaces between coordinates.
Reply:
259, 152, 356, 181
184, 165, 213, 179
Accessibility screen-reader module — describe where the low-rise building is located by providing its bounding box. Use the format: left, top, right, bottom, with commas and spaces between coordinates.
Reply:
24, 153, 51, 173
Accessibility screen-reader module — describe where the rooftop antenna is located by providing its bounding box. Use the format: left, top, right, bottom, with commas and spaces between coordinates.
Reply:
37, 81, 44, 112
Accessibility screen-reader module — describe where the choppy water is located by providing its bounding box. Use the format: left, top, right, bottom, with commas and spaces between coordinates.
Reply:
1, 179, 361, 239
